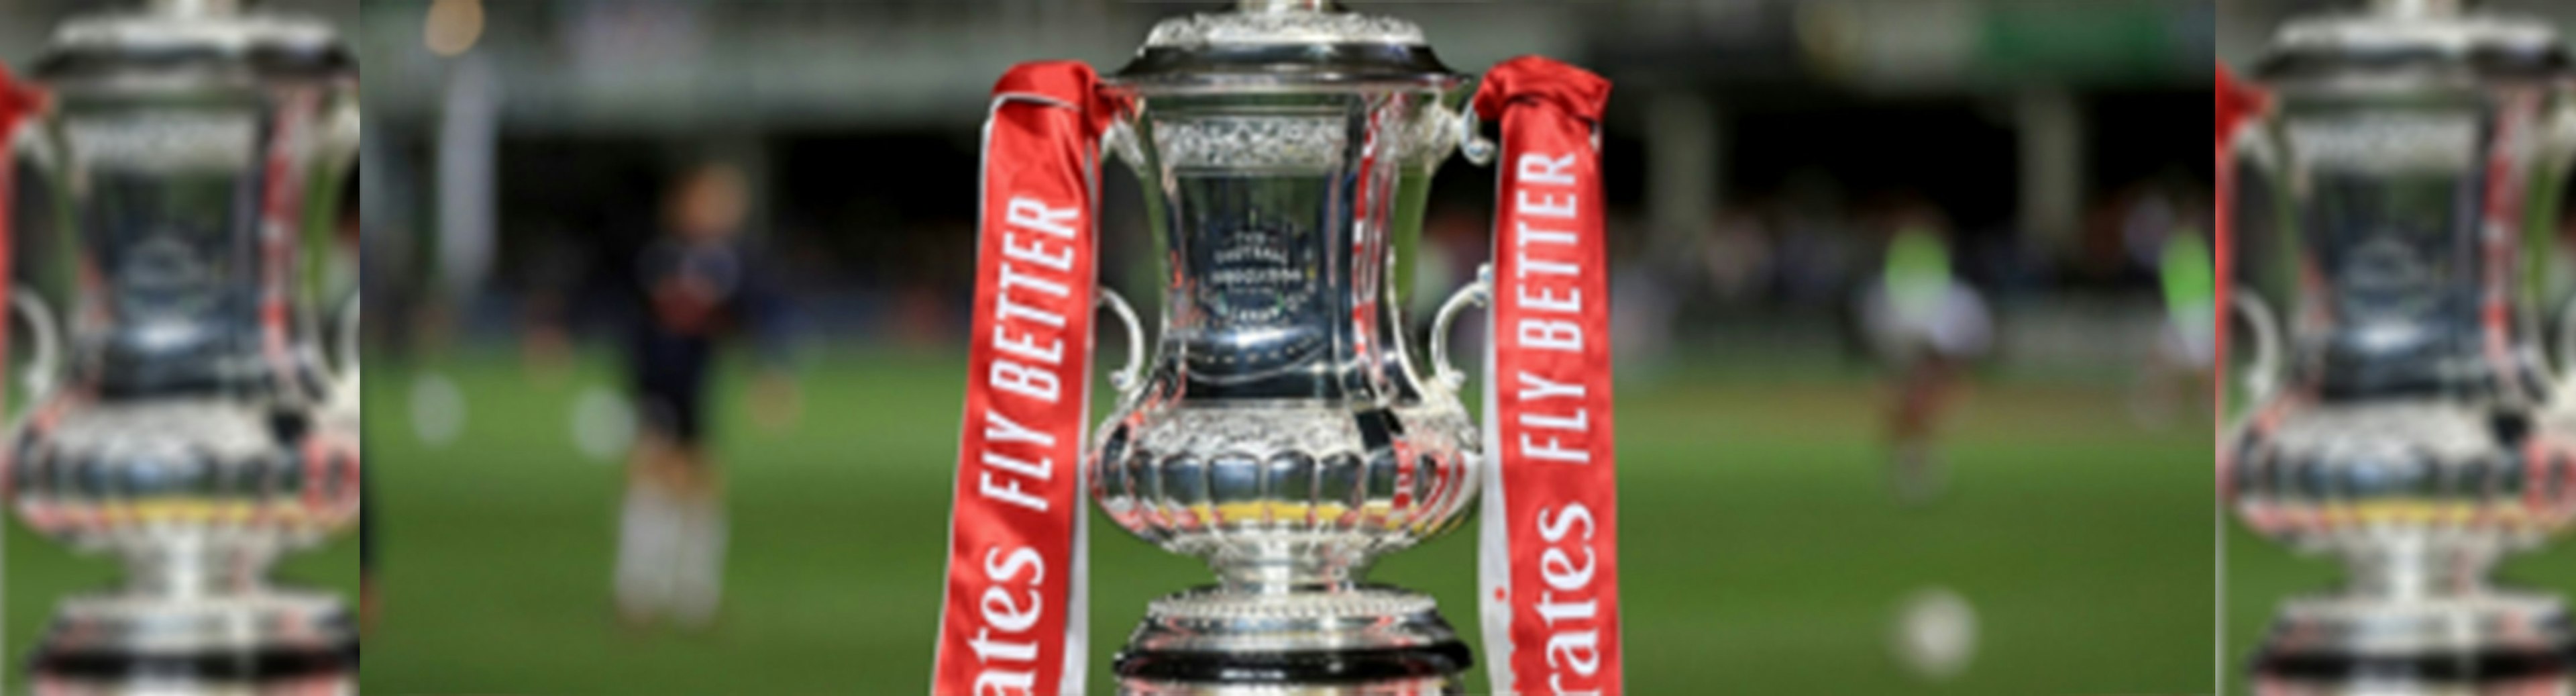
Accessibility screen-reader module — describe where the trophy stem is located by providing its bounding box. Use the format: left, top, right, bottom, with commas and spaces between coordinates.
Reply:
123, 534, 269, 599
1212, 556, 1368, 595
2340, 535, 2493, 601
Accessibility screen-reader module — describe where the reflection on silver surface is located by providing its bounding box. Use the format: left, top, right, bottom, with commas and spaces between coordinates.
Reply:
1087, 2, 1487, 693
2231, 0, 2576, 692
6, 1, 360, 693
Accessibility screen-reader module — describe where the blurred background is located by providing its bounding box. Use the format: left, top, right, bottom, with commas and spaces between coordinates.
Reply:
0, 1, 364, 693
344, 0, 2205, 693
2218, 0, 2576, 691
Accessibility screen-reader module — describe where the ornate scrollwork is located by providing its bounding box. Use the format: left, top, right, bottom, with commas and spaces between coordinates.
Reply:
1154, 115, 1346, 170
1144, 10, 1426, 48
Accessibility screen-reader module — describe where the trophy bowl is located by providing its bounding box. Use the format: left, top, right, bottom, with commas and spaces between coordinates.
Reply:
10, 400, 361, 694
2228, 403, 2576, 691
2231, 403, 2576, 555
1095, 402, 1481, 585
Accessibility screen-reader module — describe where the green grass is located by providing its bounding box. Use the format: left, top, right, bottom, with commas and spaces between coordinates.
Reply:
346, 348, 2211, 695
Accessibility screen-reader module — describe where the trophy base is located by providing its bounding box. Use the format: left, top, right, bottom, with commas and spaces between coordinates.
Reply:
2252, 590, 2574, 695
1112, 585, 1471, 695
28, 587, 356, 695
32, 666, 355, 696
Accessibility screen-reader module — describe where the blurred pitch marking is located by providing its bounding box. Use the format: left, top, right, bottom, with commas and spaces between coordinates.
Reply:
570, 385, 636, 464
410, 372, 467, 448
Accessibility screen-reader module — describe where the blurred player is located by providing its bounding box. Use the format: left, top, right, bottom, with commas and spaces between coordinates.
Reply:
532, 162, 796, 630
2135, 231, 2216, 426
1860, 226, 1992, 505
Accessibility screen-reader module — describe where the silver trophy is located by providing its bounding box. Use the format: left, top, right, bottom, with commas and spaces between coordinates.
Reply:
1085, 1, 1494, 693
2226, 0, 2576, 693
3, 0, 362, 693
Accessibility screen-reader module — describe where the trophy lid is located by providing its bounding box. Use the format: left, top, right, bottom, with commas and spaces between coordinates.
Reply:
2256, 0, 2569, 82
33, 0, 352, 85
1110, 0, 1460, 90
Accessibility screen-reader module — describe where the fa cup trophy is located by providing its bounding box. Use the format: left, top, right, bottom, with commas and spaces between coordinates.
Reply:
1085, 3, 1492, 693
2, 0, 362, 693
2225, 0, 2576, 693
936, 2, 1618, 695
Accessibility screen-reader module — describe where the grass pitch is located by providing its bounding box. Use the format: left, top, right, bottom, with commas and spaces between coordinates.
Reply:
313, 348, 2210, 694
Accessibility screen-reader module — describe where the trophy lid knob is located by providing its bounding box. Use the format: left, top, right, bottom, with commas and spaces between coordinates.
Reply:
2369, 0, 2468, 17
1239, 0, 1340, 11
148, 0, 249, 17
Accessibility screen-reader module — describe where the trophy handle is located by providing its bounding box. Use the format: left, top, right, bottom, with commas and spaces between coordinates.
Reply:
331, 293, 361, 399
2548, 295, 2576, 389
1097, 288, 1146, 393
1452, 104, 1496, 167
2232, 291, 2284, 406
1103, 119, 1145, 171
9, 287, 60, 412
1430, 263, 1493, 393
2544, 95, 2576, 168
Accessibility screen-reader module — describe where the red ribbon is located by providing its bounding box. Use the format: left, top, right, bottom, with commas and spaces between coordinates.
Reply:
2217, 66, 2261, 140
0, 66, 37, 434
1474, 56, 1622, 696
931, 61, 1112, 696
2216, 67, 2260, 439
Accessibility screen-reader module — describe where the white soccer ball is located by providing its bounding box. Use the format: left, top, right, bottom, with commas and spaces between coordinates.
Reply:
1892, 586, 1978, 682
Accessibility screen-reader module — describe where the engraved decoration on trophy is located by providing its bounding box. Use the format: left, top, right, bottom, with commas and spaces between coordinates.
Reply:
2, 0, 362, 693
2224, 0, 2576, 693
1081, 1, 1495, 693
